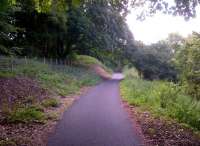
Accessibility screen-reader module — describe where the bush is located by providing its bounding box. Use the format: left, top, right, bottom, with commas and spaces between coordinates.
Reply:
8, 107, 45, 123
123, 67, 140, 79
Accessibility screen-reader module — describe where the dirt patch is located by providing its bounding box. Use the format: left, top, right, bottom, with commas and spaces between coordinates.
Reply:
123, 101, 200, 146
0, 83, 92, 146
0, 77, 48, 110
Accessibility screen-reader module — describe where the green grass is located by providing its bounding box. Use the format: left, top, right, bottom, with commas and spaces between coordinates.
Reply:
0, 56, 101, 95
0, 140, 16, 146
75, 55, 112, 73
123, 67, 140, 79
42, 98, 60, 108
0, 71, 16, 78
120, 76, 200, 131
76, 55, 104, 66
7, 107, 45, 123
0, 56, 103, 123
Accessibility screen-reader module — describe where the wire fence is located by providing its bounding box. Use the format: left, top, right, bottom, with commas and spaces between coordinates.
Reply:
0, 56, 94, 78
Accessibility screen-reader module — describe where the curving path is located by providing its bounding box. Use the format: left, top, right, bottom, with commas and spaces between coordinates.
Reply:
48, 75, 144, 146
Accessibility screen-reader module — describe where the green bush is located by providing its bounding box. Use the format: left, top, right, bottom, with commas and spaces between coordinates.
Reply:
8, 107, 45, 123
42, 98, 60, 108
120, 77, 200, 130
123, 67, 139, 79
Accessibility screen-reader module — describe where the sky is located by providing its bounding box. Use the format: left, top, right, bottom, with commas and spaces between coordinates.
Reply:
126, 6, 200, 44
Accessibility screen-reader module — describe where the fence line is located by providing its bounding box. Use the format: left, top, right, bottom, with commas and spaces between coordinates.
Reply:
0, 56, 90, 77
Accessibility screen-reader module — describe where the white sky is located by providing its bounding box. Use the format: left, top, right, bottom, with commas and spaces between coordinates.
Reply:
126, 7, 200, 44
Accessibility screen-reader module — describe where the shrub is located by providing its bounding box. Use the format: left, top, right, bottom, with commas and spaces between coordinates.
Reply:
123, 67, 139, 79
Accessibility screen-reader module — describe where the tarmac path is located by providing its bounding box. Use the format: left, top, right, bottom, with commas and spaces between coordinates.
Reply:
48, 76, 144, 146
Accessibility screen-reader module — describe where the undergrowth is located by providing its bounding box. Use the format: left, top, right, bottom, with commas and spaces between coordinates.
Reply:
7, 107, 45, 123
42, 98, 60, 108
0, 57, 101, 95
0, 56, 103, 123
120, 69, 200, 131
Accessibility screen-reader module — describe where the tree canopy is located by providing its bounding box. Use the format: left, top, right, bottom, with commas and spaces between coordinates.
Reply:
0, 0, 199, 78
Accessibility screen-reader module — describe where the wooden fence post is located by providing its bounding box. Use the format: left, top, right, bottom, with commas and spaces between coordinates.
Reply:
11, 57, 13, 72
25, 56, 27, 64
43, 57, 46, 64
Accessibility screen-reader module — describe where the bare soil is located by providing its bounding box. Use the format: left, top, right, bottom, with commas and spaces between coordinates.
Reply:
0, 77, 48, 112
122, 101, 200, 146
0, 76, 91, 146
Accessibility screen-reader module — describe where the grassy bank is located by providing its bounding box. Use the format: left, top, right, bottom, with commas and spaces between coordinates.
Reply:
0, 56, 101, 94
120, 69, 200, 131
0, 56, 102, 122
0, 56, 104, 145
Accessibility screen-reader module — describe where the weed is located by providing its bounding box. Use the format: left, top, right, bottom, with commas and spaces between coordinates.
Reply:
120, 76, 200, 131
0, 140, 16, 146
0, 71, 16, 78
8, 107, 45, 123
42, 98, 60, 108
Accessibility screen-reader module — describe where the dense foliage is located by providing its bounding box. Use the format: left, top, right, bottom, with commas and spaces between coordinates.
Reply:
121, 70, 200, 130
174, 33, 200, 100
1, 0, 200, 72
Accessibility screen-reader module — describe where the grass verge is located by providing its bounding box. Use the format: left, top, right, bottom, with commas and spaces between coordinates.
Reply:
120, 75, 200, 131
7, 107, 45, 123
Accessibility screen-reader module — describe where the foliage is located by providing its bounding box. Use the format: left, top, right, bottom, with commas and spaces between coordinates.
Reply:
0, 56, 103, 123
75, 55, 104, 67
0, 71, 15, 78
123, 67, 140, 79
0, 140, 16, 146
131, 0, 200, 20
1, 0, 198, 73
7, 107, 45, 123
120, 74, 200, 131
132, 40, 177, 80
0, 56, 101, 95
75, 55, 113, 73
42, 98, 60, 108
174, 32, 200, 100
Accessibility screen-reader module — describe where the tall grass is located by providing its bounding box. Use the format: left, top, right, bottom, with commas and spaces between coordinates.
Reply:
120, 73, 200, 131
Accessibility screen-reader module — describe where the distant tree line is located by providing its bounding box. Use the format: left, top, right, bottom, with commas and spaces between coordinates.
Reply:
0, 0, 199, 85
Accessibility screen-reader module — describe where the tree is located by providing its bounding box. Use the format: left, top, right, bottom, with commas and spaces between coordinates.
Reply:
131, 0, 200, 20
175, 32, 200, 99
